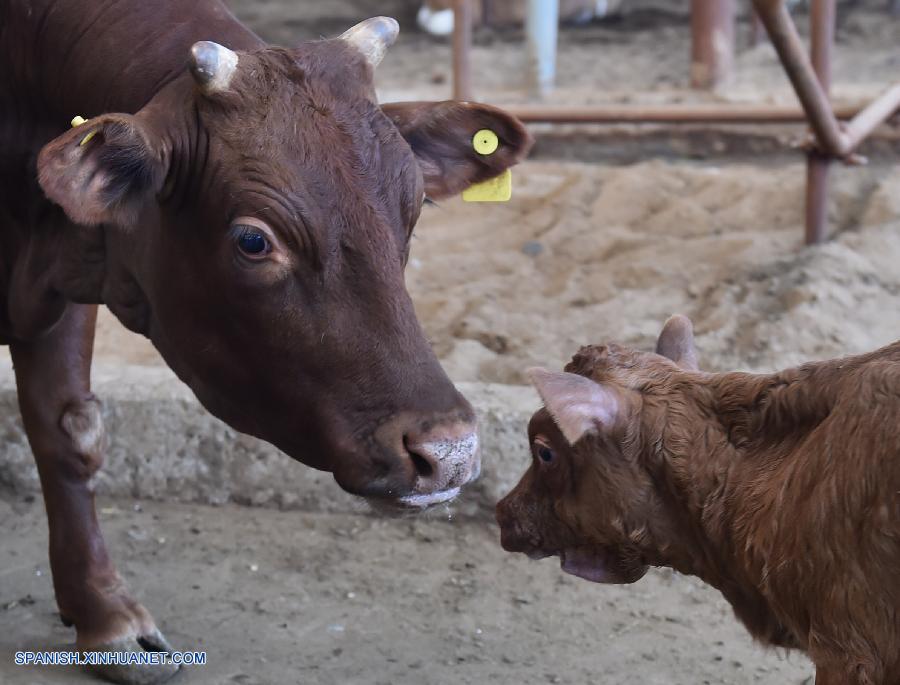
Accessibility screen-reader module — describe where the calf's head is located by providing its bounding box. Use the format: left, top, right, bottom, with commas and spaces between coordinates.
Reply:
37, 18, 532, 508
496, 315, 700, 582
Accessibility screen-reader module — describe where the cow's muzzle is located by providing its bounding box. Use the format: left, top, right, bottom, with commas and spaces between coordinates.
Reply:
345, 410, 481, 510
396, 429, 480, 508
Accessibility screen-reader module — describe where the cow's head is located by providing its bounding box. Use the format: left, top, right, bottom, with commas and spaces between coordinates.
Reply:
37, 18, 532, 508
495, 316, 701, 582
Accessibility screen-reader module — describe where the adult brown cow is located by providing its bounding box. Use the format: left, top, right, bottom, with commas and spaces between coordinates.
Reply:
497, 316, 900, 685
0, 0, 530, 681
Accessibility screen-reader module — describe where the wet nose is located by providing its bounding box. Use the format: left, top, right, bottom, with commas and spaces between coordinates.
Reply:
399, 420, 481, 506
370, 411, 480, 507
406, 422, 480, 482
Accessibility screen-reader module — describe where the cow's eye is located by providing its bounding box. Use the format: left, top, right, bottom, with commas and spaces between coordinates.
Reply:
537, 445, 554, 463
236, 227, 270, 257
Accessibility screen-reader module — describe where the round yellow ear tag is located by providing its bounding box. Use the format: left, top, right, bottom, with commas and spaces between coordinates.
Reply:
473, 129, 499, 156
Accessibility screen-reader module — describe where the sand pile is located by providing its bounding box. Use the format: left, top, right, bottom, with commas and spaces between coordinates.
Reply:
408, 160, 900, 381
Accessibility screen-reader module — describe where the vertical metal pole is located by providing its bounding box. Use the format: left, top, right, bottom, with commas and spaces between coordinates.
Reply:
805, 0, 836, 245
749, 8, 764, 47
526, 0, 559, 97
452, 0, 473, 101
691, 0, 735, 89
482, 0, 495, 26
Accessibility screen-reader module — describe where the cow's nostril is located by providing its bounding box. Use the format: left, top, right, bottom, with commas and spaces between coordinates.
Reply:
404, 437, 435, 479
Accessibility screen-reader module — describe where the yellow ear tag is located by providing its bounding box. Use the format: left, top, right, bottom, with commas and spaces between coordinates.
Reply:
70, 115, 97, 146
462, 169, 512, 202
462, 128, 512, 203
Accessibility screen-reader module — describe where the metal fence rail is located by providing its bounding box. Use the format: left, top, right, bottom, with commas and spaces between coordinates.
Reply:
449, 0, 900, 244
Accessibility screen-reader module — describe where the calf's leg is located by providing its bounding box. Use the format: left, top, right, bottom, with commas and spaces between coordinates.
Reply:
11, 303, 179, 685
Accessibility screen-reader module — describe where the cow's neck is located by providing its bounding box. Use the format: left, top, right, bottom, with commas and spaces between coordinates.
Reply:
1, 0, 266, 341
4, 0, 264, 117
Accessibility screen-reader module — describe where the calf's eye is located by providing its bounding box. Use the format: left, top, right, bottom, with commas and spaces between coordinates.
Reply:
537, 445, 554, 463
236, 227, 269, 257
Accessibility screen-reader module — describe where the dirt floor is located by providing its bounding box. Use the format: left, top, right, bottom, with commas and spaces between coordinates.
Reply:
0, 495, 815, 685
2, 2, 899, 685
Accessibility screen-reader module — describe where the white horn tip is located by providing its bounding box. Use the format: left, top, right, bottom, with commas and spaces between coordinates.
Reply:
189, 41, 239, 92
341, 17, 400, 68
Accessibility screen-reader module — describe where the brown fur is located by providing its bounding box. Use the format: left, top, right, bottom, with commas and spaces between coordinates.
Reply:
497, 316, 900, 685
1, 0, 531, 672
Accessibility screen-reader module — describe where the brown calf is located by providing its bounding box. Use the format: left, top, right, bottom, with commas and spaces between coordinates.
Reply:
497, 315, 900, 685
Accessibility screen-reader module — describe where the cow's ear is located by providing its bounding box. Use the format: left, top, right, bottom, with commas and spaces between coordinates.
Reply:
382, 101, 532, 200
527, 368, 624, 446
655, 314, 699, 371
37, 113, 167, 228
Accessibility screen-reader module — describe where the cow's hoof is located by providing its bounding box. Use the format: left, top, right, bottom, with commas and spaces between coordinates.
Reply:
84, 628, 181, 685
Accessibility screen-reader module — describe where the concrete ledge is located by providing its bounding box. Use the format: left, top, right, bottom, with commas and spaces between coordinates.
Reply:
0, 363, 535, 517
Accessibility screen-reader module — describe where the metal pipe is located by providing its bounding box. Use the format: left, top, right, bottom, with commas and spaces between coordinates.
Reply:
752, 0, 849, 156
526, 0, 559, 97
749, 8, 764, 47
502, 103, 866, 124
804, 0, 836, 245
691, 0, 735, 89
805, 154, 831, 244
452, 0, 473, 101
843, 83, 900, 151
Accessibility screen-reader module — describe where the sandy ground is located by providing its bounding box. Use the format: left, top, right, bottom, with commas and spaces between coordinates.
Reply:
413, 159, 900, 383
0, 495, 815, 685
2, 2, 899, 685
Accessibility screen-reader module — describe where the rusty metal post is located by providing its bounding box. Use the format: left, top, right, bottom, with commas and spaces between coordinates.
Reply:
749, 8, 764, 47
751, 0, 847, 155
452, 0, 474, 101
502, 102, 865, 123
843, 83, 900, 150
691, 0, 735, 89
805, 0, 836, 245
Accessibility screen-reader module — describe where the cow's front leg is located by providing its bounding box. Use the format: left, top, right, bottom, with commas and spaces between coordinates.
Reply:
11, 303, 179, 685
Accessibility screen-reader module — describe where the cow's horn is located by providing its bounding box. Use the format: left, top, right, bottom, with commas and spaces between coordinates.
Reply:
189, 41, 239, 93
340, 17, 399, 68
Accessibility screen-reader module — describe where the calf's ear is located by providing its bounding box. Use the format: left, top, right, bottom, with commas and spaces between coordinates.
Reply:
382, 101, 532, 200
527, 368, 623, 445
37, 113, 167, 228
655, 314, 699, 371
